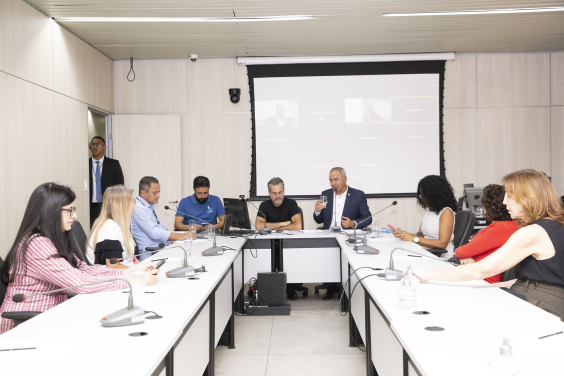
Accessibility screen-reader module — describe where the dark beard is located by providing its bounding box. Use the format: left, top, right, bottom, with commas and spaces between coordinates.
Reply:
196, 197, 208, 204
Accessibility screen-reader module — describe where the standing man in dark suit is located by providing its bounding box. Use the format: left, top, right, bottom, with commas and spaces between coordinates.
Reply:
89, 136, 124, 227
313, 167, 371, 299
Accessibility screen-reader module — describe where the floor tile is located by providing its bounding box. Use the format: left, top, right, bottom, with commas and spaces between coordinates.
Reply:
215, 320, 273, 355
268, 320, 359, 355
215, 353, 268, 376
266, 353, 366, 376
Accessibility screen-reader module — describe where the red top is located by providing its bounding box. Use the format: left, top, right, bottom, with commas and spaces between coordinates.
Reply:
454, 221, 519, 284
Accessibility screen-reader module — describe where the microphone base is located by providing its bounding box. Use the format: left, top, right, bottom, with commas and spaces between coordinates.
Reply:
347, 236, 363, 244
384, 268, 404, 281
202, 247, 224, 256
166, 265, 195, 278
356, 245, 379, 254
100, 306, 145, 327
330, 226, 341, 233
259, 228, 272, 235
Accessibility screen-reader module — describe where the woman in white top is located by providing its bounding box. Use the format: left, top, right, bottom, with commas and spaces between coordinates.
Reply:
86, 185, 137, 268
394, 175, 457, 259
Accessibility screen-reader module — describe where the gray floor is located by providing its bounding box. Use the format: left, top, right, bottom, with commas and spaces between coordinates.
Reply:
215, 284, 366, 376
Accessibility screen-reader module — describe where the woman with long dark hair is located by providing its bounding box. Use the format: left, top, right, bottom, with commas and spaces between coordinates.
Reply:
0, 183, 158, 334
394, 175, 458, 259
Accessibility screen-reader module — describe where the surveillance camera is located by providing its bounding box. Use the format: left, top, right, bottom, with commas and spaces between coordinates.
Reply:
189, 54, 198, 62
229, 88, 241, 104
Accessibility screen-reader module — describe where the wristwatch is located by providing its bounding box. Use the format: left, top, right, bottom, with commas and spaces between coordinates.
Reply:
413, 237, 420, 243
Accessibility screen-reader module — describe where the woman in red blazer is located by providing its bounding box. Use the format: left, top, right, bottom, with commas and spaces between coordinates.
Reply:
455, 184, 519, 283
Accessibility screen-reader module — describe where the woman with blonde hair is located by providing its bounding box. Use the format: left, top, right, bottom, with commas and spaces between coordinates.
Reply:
87, 185, 137, 268
412, 169, 564, 320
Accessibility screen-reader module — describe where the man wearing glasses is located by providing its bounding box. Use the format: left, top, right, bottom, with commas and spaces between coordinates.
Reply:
89, 136, 124, 227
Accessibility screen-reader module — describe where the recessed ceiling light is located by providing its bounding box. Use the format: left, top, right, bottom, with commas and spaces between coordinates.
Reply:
54, 16, 314, 22
382, 6, 564, 17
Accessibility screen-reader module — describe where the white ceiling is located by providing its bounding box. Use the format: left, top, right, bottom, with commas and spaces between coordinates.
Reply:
24, 0, 564, 60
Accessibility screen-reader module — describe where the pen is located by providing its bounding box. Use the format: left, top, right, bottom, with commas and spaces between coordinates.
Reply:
539, 331, 563, 340
151, 258, 168, 262
0, 347, 37, 352
123, 291, 155, 293
407, 255, 422, 258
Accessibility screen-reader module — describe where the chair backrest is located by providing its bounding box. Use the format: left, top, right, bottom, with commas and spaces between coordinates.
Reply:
71, 220, 88, 259
0, 256, 7, 307
298, 207, 305, 230
453, 210, 475, 249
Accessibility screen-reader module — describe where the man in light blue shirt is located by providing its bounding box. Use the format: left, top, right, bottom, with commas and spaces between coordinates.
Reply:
132, 176, 196, 260
174, 176, 226, 231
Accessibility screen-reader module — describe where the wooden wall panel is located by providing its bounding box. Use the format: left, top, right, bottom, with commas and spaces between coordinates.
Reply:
116, 60, 188, 114
53, 23, 87, 103
443, 108, 478, 198
477, 53, 550, 108
188, 59, 251, 113
187, 113, 252, 200
0, 0, 53, 90
86, 45, 114, 113
552, 53, 564, 106
477, 107, 550, 186
444, 55, 476, 109
112, 115, 182, 230
551, 107, 564, 196
53, 93, 90, 230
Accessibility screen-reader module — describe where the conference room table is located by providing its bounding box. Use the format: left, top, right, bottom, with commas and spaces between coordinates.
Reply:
1, 230, 563, 376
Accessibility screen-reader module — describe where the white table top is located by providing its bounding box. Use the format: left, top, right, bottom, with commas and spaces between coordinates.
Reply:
0, 236, 246, 376
336, 233, 564, 376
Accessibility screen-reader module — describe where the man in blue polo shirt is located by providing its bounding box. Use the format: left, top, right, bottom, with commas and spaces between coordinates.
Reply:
174, 176, 226, 231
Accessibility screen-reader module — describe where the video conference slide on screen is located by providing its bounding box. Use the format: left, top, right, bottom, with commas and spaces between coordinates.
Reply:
253, 74, 441, 197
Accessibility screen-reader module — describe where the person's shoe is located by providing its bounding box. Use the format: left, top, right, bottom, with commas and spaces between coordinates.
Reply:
322, 289, 335, 300
287, 290, 298, 300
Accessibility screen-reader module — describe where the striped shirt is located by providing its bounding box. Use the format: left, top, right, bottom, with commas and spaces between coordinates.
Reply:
0, 235, 128, 334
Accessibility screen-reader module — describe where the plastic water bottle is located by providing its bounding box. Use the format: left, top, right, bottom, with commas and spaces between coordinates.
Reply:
372, 221, 382, 237
398, 274, 417, 309
184, 239, 194, 266
131, 268, 145, 308
405, 266, 421, 294
487, 338, 526, 376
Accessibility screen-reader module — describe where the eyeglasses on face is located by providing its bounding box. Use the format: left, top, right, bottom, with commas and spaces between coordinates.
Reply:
61, 207, 76, 216
89, 143, 105, 147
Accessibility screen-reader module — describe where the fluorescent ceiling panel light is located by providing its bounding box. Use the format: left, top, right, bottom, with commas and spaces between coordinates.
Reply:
55, 16, 314, 22
383, 6, 564, 17
237, 53, 455, 65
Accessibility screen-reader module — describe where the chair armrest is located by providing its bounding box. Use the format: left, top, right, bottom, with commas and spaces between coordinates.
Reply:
67, 292, 78, 299
428, 249, 447, 256
447, 257, 461, 265
1, 311, 42, 327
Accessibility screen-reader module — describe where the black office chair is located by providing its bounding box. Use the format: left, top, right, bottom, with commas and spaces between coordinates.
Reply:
432, 210, 475, 257
298, 207, 305, 230
71, 219, 88, 261
0, 256, 42, 327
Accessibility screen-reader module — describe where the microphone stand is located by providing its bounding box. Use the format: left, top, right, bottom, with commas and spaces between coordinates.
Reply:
164, 244, 197, 278
330, 190, 340, 233
202, 231, 225, 256
385, 247, 457, 281
242, 196, 272, 235
13, 278, 146, 327
349, 201, 398, 243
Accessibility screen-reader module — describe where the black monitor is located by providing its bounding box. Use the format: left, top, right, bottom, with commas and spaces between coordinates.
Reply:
463, 183, 474, 209
466, 187, 485, 216
223, 198, 252, 231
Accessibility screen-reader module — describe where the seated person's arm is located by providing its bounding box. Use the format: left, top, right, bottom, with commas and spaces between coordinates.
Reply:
395, 210, 454, 249
174, 216, 190, 231
168, 231, 196, 241
215, 214, 226, 229
275, 213, 302, 231
256, 215, 291, 230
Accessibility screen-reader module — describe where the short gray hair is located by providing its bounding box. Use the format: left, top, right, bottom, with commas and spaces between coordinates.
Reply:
330, 167, 347, 178
139, 176, 159, 194
267, 177, 285, 192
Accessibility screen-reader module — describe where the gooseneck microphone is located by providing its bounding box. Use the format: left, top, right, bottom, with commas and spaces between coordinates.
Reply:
110, 243, 166, 265
13, 278, 147, 327
164, 244, 197, 278
164, 206, 208, 224
331, 190, 340, 233
239, 195, 271, 235
349, 201, 399, 244
385, 247, 457, 281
